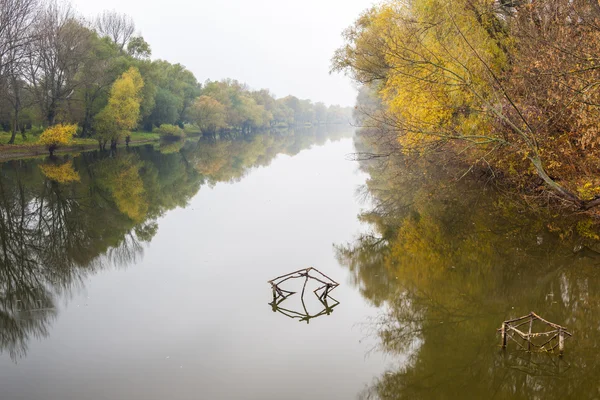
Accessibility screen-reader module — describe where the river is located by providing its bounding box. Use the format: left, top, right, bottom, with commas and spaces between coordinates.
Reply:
1, 127, 599, 399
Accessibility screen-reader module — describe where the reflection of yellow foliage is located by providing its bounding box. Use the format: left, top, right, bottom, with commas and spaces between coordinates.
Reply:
39, 161, 80, 184
113, 165, 147, 222
39, 124, 77, 148
96, 155, 148, 222
577, 220, 600, 240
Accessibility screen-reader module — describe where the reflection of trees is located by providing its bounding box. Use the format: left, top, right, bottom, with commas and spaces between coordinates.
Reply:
183, 126, 354, 186
338, 130, 600, 399
0, 149, 200, 360
0, 125, 353, 360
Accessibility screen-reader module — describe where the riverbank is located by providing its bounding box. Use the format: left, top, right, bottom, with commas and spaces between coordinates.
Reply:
0, 131, 163, 162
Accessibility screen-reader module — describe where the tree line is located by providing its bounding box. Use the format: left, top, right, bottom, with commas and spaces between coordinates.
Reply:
333, 0, 600, 211
0, 0, 352, 148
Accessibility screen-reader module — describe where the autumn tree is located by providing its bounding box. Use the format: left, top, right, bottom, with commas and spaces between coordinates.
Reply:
189, 95, 227, 136
334, 0, 600, 209
39, 123, 77, 155
94, 66, 144, 149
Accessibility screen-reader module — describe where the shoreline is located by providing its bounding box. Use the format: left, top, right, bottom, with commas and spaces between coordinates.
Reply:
0, 138, 160, 162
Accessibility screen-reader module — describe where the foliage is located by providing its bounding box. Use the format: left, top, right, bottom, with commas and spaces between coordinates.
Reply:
0, 0, 351, 151
189, 95, 227, 135
39, 123, 77, 154
334, 0, 600, 210
127, 36, 151, 59
198, 79, 353, 133
94, 67, 144, 148
155, 124, 185, 140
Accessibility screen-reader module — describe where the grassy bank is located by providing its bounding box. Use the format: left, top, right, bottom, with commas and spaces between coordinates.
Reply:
0, 131, 162, 161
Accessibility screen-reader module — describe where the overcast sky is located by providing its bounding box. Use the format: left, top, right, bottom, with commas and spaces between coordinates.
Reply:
70, 0, 375, 107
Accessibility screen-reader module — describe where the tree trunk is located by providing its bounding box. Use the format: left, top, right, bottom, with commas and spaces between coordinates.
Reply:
47, 100, 57, 126
81, 109, 93, 137
8, 92, 20, 144
8, 113, 18, 144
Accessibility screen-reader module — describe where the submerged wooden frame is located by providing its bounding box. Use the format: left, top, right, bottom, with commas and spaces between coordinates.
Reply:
499, 312, 572, 356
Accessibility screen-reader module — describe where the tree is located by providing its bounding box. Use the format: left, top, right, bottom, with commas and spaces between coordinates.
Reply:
0, 0, 38, 74
314, 102, 327, 125
94, 10, 135, 51
0, 0, 38, 143
94, 66, 144, 149
333, 0, 600, 208
75, 34, 126, 137
189, 95, 226, 136
338, 125, 600, 399
27, 1, 94, 126
39, 123, 77, 155
143, 60, 200, 127
127, 36, 151, 60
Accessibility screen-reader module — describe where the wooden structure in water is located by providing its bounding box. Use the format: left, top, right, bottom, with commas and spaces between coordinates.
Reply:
268, 267, 339, 301
267, 267, 340, 324
499, 312, 572, 356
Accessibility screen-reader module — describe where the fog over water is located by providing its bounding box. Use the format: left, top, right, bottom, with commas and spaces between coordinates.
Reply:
71, 0, 375, 106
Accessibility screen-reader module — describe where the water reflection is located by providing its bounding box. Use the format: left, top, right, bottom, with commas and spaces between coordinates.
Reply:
337, 129, 600, 399
268, 267, 340, 324
0, 126, 352, 361
269, 292, 340, 324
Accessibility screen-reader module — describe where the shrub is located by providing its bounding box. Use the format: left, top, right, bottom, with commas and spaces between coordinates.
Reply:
39, 124, 77, 155
156, 124, 185, 140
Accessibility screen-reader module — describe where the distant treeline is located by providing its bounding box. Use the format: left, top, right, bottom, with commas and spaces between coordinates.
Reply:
0, 0, 353, 145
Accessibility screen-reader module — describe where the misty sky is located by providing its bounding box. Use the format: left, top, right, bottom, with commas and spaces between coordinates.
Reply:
70, 0, 375, 107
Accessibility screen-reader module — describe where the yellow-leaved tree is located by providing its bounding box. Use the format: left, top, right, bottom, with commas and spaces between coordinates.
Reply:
39, 124, 78, 156
94, 67, 144, 149
333, 0, 600, 207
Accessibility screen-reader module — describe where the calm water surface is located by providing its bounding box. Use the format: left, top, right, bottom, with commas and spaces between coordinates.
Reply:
0, 129, 389, 400
1, 128, 600, 399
